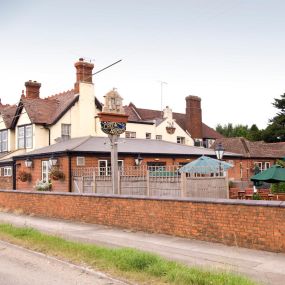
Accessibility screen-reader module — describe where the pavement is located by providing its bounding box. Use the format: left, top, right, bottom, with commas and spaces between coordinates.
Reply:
0, 212, 284, 285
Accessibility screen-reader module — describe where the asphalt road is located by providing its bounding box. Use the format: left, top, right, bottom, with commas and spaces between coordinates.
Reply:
0, 240, 127, 285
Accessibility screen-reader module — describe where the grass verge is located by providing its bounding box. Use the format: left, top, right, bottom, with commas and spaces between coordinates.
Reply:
0, 223, 258, 285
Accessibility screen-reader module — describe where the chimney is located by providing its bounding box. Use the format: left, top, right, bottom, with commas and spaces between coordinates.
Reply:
25, 80, 41, 99
185, 95, 202, 139
74, 58, 94, 93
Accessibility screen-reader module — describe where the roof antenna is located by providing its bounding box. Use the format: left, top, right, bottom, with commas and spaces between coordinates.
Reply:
158, 81, 167, 118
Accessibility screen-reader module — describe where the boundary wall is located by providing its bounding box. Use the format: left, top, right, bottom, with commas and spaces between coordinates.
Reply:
0, 190, 284, 253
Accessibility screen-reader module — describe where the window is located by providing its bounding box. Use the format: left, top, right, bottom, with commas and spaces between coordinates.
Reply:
255, 162, 270, 171
125, 131, 136, 138
194, 139, 202, 147
98, 160, 124, 176
18, 125, 33, 149
0, 130, 8, 152
177, 136, 185, 144
147, 162, 166, 171
146, 133, 151, 139
3, 166, 12, 177
42, 160, 50, 182
156, 135, 162, 140
76, 157, 85, 166
61, 124, 71, 140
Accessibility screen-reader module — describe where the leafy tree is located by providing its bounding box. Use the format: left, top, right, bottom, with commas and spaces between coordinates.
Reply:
263, 93, 285, 142
215, 123, 263, 141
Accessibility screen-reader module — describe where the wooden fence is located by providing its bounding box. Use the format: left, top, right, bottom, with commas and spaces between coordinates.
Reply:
72, 166, 229, 199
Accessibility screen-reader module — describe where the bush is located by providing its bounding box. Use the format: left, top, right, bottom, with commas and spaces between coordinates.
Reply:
18, 170, 32, 182
252, 193, 261, 200
35, 180, 52, 191
271, 182, 285, 193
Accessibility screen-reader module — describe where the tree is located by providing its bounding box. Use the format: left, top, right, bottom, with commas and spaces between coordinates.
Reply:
215, 123, 263, 141
263, 93, 285, 142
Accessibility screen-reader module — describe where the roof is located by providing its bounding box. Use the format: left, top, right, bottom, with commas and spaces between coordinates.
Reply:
212, 137, 285, 159
124, 103, 222, 140
13, 90, 78, 126
1, 105, 17, 128
13, 136, 240, 158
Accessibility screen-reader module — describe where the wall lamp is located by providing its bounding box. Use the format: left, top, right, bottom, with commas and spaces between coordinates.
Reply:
49, 155, 58, 167
24, 158, 33, 168
135, 154, 143, 166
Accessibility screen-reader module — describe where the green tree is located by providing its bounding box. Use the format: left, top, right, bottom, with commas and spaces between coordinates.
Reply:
215, 123, 263, 141
263, 93, 285, 142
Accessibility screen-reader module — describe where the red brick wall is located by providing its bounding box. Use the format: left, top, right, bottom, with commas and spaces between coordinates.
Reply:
16, 157, 69, 192
0, 177, 13, 190
0, 190, 284, 253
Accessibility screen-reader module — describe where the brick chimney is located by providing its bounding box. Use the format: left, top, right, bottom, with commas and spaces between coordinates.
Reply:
25, 80, 41, 99
74, 58, 94, 93
185, 95, 202, 139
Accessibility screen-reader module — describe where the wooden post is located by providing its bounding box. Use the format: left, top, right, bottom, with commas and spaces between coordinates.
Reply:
146, 170, 150, 196
93, 171, 96, 193
118, 170, 121, 194
181, 172, 186, 197
225, 172, 229, 199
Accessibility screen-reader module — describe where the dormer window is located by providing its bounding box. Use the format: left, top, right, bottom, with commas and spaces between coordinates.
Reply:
18, 125, 33, 149
0, 130, 8, 152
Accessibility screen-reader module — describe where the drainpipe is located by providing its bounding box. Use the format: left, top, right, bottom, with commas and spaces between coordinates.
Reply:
44, 125, 51, 146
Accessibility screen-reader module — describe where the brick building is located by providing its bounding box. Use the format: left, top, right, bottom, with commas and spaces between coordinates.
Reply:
11, 136, 239, 191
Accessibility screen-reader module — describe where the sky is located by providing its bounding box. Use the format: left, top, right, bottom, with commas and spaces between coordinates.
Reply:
1, 0, 285, 130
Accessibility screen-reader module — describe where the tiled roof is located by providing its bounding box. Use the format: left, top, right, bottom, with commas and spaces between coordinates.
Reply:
212, 137, 285, 159
1, 105, 17, 128
21, 90, 78, 125
124, 104, 222, 139
14, 136, 240, 158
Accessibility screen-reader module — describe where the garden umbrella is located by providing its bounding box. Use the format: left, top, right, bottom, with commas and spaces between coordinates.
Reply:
178, 155, 233, 174
250, 164, 285, 183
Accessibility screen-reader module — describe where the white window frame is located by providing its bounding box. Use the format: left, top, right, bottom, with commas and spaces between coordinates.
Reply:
61, 124, 71, 140
255, 161, 270, 171
125, 131, 136, 138
3, 166, 12, 177
98, 160, 124, 176
76, 156, 85, 166
42, 160, 50, 182
18, 125, 33, 149
177, 136, 185, 144
0, 130, 8, 152
156, 135, 162, 140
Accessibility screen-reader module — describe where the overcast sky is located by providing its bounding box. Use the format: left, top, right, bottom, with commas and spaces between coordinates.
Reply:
1, 0, 285, 129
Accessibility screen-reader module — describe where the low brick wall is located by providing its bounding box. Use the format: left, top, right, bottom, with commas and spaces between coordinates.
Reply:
0, 190, 284, 253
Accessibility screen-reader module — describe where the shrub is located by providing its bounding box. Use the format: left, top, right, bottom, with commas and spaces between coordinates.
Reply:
35, 180, 52, 191
271, 182, 285, 193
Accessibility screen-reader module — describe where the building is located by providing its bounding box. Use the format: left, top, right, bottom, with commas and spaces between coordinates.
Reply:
0, 58, 223, 190
11, 136, 239, 192
212, 137, 285, 182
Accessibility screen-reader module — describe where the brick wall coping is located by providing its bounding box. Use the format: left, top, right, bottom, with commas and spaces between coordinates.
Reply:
0, 189, 284, 208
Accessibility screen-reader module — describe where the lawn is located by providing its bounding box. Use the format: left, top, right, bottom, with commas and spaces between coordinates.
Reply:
0, 223, 258, 285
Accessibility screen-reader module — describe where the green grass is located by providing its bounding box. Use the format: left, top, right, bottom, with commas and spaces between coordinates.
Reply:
0, 223, 258, 285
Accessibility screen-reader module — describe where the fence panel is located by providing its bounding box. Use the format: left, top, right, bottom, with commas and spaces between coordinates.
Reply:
72, 166, 228, 198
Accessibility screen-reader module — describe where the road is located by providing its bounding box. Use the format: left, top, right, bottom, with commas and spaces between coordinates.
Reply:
0, 240, 127, 285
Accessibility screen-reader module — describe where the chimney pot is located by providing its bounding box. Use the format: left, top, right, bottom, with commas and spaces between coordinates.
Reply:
74, 58, 94, 93
25, 80, 41, 99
